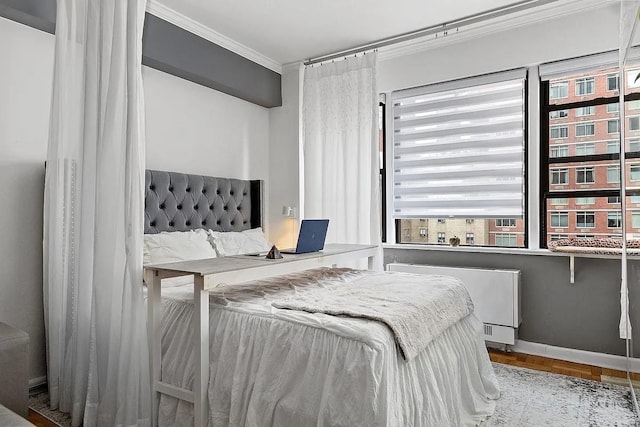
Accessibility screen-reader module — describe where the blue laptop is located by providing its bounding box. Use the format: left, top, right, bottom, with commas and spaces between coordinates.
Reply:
280, 219, 329, 254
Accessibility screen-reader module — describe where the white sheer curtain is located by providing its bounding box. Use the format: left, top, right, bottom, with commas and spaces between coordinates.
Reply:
618, 0, 640, 340
302, 54, 382, 268
43, 1, 150, 426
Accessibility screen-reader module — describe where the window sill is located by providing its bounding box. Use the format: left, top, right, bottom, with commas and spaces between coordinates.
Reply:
382, 243, 639, 260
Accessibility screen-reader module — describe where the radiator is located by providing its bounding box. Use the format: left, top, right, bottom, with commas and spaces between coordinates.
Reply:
387, 263, 521, 345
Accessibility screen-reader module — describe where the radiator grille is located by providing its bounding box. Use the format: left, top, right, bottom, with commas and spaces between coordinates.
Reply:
484, 324, 493, 336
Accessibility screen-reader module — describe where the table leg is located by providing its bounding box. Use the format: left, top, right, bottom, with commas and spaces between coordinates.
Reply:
194, 275, 209, 427
147, 272, 162, 426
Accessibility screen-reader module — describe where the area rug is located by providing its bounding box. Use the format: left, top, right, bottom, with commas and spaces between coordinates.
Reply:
28, 362, 638, 426
29, 391, 71, 427
482, 363, 638, 426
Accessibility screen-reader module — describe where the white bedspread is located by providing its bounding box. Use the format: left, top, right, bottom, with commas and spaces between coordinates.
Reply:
157, 268, 499, 427
272, 272, 473, 361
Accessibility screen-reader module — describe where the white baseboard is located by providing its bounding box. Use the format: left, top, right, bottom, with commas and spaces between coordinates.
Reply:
513, 340, 640, 373
28, 376, 46, 389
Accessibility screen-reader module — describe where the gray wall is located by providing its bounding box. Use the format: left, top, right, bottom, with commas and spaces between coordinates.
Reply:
384, 248, 640, 356
0, 0, 282, 108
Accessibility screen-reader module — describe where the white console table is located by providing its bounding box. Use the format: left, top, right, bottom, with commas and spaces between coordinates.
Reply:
144, 243, 379, 427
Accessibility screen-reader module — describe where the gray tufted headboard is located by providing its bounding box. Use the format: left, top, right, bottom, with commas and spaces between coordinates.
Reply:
144, 170, 263, 234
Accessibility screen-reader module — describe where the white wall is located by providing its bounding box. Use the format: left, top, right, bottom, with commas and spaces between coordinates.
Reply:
0, 16, 271, 384
0, 16, 53, 385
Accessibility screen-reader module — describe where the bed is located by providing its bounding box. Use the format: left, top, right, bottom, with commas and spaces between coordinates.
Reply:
143, 169, 500, 427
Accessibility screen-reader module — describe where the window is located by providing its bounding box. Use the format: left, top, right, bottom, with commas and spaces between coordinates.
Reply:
575, 77, 595, 95
630, 139, 640, 152
550, 82, 568, 99
608, 196, 621, 204
551, 168, 569, 185
550, 198, 568, 205
576, 167, 595, 184
550, 145, 568, 157
575, 122, 595, 137
437, 232, 445, 243
391, 70, 526, 248
630, 117, 640, 131
633, 212, 640, 228
550, 110, 568, 119
576, 106, 595, 116
466, 219, 474, 224
608, 212, 622, 228
632, 196, 640, 203
550, 126, 568, 139
550, 212, 568, 227
419, 228, 426, 237
575, 143, 595, 156
576, 211, 595, 228
495, 218, 516, 227
607, 74, 619, 91
550, 234, 569, 241
495, 233, 517, 247
466, 233, 474, 245
631, 165, 640, 181
576, 197, 595, 205
607, 103, 620, 113
608, 119, 620, 133
576, 234, 595, 238
630, 100, 640, 110
608, 140, 620, 153
608, 166, 620, 183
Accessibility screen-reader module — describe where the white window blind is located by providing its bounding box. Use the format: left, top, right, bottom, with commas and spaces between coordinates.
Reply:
391, 69, 526, 219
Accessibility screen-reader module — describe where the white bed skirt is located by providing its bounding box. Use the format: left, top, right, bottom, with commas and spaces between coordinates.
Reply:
156, 279, 499, 427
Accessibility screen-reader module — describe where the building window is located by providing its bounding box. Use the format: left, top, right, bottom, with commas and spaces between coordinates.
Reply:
437, 232, 445, 243
632, 212, 640, 228
391, 70, 526, 248
607, 103, 620, 113
630, 139, 640, 152
466, 219, 474, 224
608, 196, 621, 204
550, 198, 568, 205
630, 100, 640, 110
607, 166, 620, 183
608, 212, 622, 228
550, 234, 569, 241
495, 233, 517, 247
630, 117, 640, 131
576, 197, 595, 205
608, 119, 620, 134
466, 233, 474, 245
576, 211, 595, 228
550, 126, 569, 139
607, 74, 619, 91
551, 168, 569, 185
550, 82, 568, 99
550, 110, 568, 119
550, 145, 568, 158
576, 106, 595, 116
576, 167, 595, 184
550, 212, 569, 228
608, 140, 620, 153
419, 228, 427, 237
495, 218, 516, 227
575, 122, 595, 137
576, 234, 595, 238
632, 196, 640, 203
575, 77, 595, 96
575, 143, 595, 156
631, 165, 640, 181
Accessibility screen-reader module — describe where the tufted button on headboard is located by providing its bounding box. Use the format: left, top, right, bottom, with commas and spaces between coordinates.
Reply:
144, 170, 263, 234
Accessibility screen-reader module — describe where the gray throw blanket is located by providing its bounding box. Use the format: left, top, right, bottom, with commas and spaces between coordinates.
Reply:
272, 271, 474, 361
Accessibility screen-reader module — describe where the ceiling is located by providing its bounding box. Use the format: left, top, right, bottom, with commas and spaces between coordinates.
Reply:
154, 0, 532, 65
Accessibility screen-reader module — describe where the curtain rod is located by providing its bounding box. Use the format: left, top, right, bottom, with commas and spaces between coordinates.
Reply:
304, 0, 561, 66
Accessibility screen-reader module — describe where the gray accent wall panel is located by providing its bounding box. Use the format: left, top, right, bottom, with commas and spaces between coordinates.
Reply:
384, 248, 640, 356
142, 14, 281, 108
0, 1, 282, 108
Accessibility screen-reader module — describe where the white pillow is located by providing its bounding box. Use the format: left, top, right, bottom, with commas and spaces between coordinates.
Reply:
207, 227, 271, 256
143, 229, 217, 266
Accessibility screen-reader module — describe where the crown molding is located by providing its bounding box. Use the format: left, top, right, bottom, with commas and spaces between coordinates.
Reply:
146, 0, 282, 74
377, 0, 613, 62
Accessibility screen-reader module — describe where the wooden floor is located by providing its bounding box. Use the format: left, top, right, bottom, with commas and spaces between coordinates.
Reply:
26, 350, 638, 427
488, 348, 640, 382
